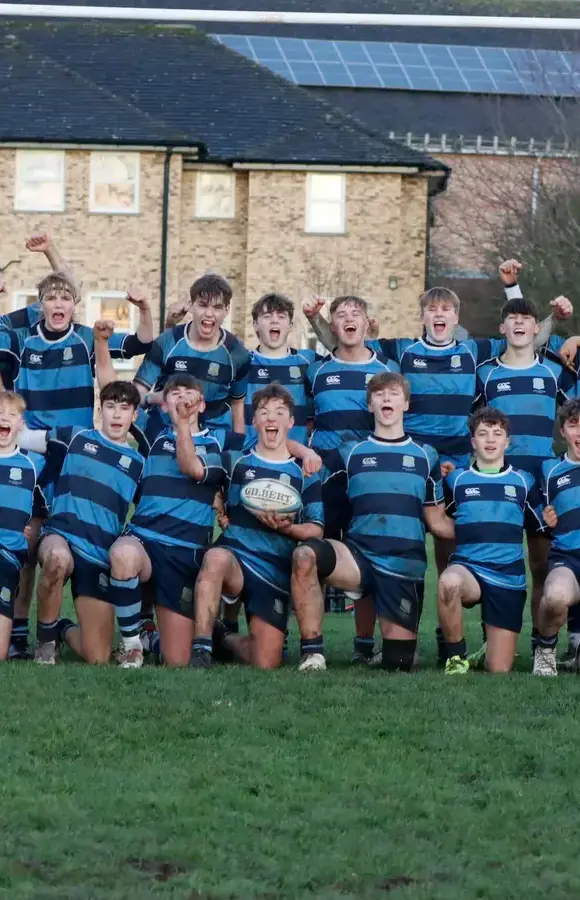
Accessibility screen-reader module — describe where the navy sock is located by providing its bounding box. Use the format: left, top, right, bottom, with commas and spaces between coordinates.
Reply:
536, 632, 558, 649
447, 638, 467, 659
354, 636, 375, 659
192, 637, 212, 654
300, 635, 323, 656
37, 619, 59, 643
11, 617, 29, 650
382, 638, 416, 672
531, 627, 540, 652
481, 621, 487, 644
223, 619, 239, 634
110, 576, 142, 639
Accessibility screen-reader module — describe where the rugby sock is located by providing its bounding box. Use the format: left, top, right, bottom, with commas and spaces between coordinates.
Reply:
381, 639, 416, 672
192, 637, 212, 654
435, 626, 448, 664
282, 630, 289, 659
354, 636, 375, 659
37, 618, 59, 643
300, 635, 323, 657
535, 632, 558, 649
110, 577, 142, 642
531, 627, 540, 653
223, 620, 239, 635
567, 604, 580, 647
446, 638, 467, 660
11, 617, 29, 652
481, 622, 487, 644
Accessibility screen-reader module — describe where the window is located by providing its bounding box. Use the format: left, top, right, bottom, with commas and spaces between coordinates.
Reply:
14, 151, 65, 212
305, 173, 346, 234
12, 291, 38, 311
89, 152, 140, 214
195, 171, 235, 219
86, 292, 137, 370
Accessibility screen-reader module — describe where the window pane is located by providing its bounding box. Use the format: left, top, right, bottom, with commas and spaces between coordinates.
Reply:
90, 152, 139, 213
15, 151, 64, 212
309, 200, 343, 232
310, 173, 343, 202
196, 172, 235, 218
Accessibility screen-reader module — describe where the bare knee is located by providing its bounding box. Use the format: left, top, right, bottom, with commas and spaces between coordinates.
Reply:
292, 544, 317, 578
42, 547, 70, 579
543, 584, 569, 617
109, 542, 140, 580
199, 549, 232, 581
438, 570, 463, 601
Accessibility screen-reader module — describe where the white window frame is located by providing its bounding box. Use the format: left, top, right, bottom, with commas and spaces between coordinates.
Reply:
89, 152, 140, 215
85, 291, 138, 371
14, 150, 66, 213
12, 290, 38, 311
305, 172, 346, 235
194, 171, 236, 220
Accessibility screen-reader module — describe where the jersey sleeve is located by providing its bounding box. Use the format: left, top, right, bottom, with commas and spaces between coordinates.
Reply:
425, 447, 443, 506
134, 331, 171, 390
322, 446, 348, 482
523, 470, 545, 533
108, 331, 153, 361
200, 451, 228, 486
230, 343, 251, 400
301, 470, 324, 527
0, 303, 40, 330
0, 329, 20, 384
556, 361, 576, 402
474, 338, 505, 364
221, 430, 246, 451
367, 338, 402, 364
443, 471, 457, 516
129, 421, 151, 459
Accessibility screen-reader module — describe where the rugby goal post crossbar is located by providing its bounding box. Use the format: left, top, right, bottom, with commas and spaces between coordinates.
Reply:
1, 5, 580, 30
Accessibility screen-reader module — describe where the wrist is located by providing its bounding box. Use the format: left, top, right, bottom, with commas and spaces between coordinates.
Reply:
504, 284, 523, 300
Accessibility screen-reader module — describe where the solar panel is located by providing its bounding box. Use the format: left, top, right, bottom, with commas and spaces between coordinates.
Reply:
214, 34, 580, 98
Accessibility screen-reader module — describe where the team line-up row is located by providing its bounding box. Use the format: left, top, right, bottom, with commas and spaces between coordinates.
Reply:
0, 235, 579, 675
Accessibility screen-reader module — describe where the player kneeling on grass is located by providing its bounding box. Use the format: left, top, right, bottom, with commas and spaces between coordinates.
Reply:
109, 375, 228, 668
33, 382, 144, 665
188, 384, 323, 670
438, 408, 543, 674
534, 399, 580, 676
0, 392, 45, 659
291, 372, 454, 673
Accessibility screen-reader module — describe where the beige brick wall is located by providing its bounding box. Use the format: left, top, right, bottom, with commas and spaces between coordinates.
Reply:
0, 148, 431, 352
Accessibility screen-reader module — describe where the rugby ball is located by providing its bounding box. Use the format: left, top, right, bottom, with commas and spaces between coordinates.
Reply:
241, 478, 302, 514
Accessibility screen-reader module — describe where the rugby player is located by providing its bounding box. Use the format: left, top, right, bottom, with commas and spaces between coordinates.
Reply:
534, 399, 580, 676
0, 233, 76, 331
107, 374, 229, 668
291, 371, 454, 673
474, 295, 576, 653
438, 408, 543, 674
187, 383, 323, 670
134, 274, 250, 444
29, 381, 144, 664
0, 391, 45, 659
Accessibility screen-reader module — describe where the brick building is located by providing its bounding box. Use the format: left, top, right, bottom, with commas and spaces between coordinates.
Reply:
0, 19, 447, 367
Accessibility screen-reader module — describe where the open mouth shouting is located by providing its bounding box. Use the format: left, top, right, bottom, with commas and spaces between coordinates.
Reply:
0, 424, 12, 442
432, 319, 447, 338
199, 317, 216, 337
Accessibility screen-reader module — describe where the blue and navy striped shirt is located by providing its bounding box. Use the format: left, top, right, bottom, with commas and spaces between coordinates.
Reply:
135, 325, 251, 441
129, 427, 225, 551
541, 455, 580, 557
0, 448, 45, 569
475, 354, 574, 475
0, 301, 41, 331
43, 427, 144, 566
219, 450, 323, 593
244, 347, 317, 448
0, 322, 150, 430
326, 434, 442, 581
306, 351, 400, 453
445, 464, 541, 590
369, 337, 505, 461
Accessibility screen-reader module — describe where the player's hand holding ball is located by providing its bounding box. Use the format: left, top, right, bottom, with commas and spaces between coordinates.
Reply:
93, 319, 115, 342
255, 510, 296, 532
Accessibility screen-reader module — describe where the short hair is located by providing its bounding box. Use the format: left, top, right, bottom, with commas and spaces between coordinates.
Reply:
469, 407, 511, 437
500, 296, 538, 322
0, 390, 26, 415
419, 287, 460, 314
558, 398, 580, 429
329, 295, 368, 317
190, 273, 232, 307
100, 380, 141, 409
251, 293, 294, 322
251, 382, 295, 416
37, 272, 78, 304
366, 371, 410, 404
163, 374, 204, 399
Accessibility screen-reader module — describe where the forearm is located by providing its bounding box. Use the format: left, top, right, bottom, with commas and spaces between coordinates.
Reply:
425, 506, 455, 540
94, 340, 117, 390
135, 383, 164, 407
175, 421, 205, 479
285, 523, 323, 542
136, 304, 154, 344
45, 242, 76, 288
536, 315, 553, 348
309, 313, 335, 352
231, 397, 246, 434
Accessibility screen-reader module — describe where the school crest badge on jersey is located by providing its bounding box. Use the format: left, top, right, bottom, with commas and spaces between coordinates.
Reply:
289, 366, 302, 380
504, 484, 517, 498
450, 355, 461, 369
118, 455, 132, 470
62, 346, 74, 363
533, 378, 545, 392
0, 587, 11, 605
279, 473, 292, 485
402, 456, 415, 469
208, 362, 220, 377
9, 468, 22, 482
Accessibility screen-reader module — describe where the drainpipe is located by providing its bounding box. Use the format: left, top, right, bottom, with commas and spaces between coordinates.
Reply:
159, 147, 173, 330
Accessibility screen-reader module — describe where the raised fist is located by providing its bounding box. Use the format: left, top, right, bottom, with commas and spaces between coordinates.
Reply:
499, 259, 523, 285
126, 284, 149, 310
93, 319, 115, 342
25, 234, 52, 254
551, 295, 573, 320
302, 297, 325, 320
165, 298, 189, 329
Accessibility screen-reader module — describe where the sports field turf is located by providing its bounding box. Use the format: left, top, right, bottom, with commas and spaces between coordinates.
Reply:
3, 543, 579, 900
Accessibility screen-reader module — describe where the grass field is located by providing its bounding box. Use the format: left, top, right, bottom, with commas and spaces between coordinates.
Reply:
3, 543, 580, 900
